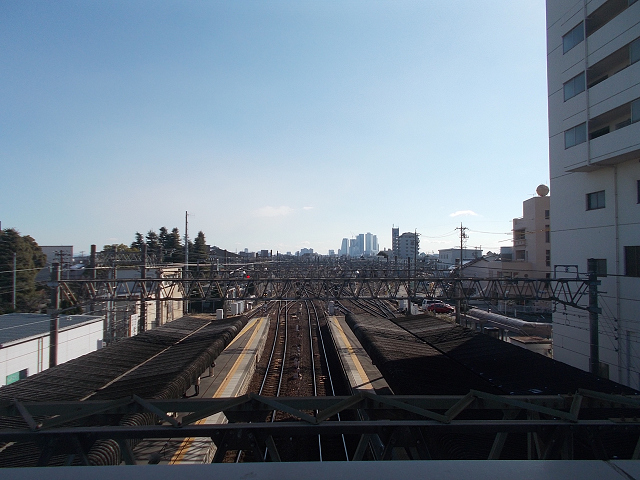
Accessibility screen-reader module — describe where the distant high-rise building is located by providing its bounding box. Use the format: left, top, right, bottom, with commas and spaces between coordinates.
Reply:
373, 235, 378, 254
392, 227, 399, 257
365, 232, 373, 255
349, 238, 358, 257
340, 238, 349, 257
398, 232, 419, 261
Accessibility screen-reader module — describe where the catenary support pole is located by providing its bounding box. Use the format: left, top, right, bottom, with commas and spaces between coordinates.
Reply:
12, 252, 16, 310
140, 243, 147, 333
49, 262, 60, 368
587, 258, 602, 376
184, 211, 189, 315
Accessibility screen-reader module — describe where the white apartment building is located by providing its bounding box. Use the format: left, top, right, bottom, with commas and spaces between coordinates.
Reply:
547, 0, 640, 386
398, 232, 419, 261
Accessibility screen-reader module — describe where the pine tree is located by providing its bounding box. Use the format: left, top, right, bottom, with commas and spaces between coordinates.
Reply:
130, 232, 144, 251
158, 227, 170, 261
146, 230, 160, 257
0, 229, 47, 313
168, 228, 184, 262
194, 231, 209, 262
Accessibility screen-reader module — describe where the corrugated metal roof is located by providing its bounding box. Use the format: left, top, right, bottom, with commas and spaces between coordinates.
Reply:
347, 313, 637, 396
0, 314, 248, 468
0, 313, 103, 347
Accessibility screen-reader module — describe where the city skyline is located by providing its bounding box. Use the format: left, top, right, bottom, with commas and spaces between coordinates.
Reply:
1, 2, 549, 255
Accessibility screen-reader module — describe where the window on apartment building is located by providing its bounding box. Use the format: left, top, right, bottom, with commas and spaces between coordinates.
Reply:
637, 180, 640, 204
565, 123, 586, 148
515, 250, 526, 261
632, 38, 640, 65
514, 229, 525, 240
545, 209, 550, 219
632, 98, 640, 123
563, 22, 584, 53
586, 98, 640, 141
545, 225, 550, 243
546, 250, 551, 267
588, 37, 640, 89
587, 190, 606, 210
624, 246, 640, 276
587, 0, 635, 36
6, 369, 28, 386
588, 258, 608, 276
564, 72, 585, 101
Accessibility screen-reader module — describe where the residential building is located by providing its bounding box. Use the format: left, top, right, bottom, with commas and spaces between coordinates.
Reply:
461, 187, 550, 279
511, 186, 551, 276
547, 0, 640, 386
438, 248, 483, 268
398, 232, 419, 260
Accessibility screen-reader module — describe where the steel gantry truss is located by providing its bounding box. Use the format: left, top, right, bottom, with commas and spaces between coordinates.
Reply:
56, 274, 592, 311
2, 389, 640, 463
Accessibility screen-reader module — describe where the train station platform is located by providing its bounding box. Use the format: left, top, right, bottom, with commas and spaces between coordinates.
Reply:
327, 315, 391, 395
134, 316, 270, 465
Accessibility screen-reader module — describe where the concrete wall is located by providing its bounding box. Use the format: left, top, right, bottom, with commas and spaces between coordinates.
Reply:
0, 320, 103, 387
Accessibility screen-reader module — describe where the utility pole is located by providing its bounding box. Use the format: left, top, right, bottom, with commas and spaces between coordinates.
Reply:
12, 252, 16, 310
111, 245, 117, 342
49, 262, 60, 368
140, 243, 147, 333
587, 258, 602, 376
455, 223, 468, 325
184, 211, 189, 315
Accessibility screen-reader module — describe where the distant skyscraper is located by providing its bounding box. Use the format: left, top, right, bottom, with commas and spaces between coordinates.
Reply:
356, 234, 365, 256
349, 238, 357, 257
373, 235, 378, 254
340, 238, 349, 256
392, 227, 399, 257
365, 232, 373, 255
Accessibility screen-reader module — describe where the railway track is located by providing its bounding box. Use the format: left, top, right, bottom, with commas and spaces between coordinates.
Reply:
232, 298, 350, 461
337, 298, 397, 319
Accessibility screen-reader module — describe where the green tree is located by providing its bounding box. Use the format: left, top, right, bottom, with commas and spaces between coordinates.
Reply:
146, 230, 160, 257
194, 231, 209, 262
168, 228, 184, 262
0, 229, 47, 313
158, 227, 169, 249
102, 244, 135, 253
130, 232, 144, 252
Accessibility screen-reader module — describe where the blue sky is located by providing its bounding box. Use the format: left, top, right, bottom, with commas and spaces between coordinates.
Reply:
1, 1, 549, 255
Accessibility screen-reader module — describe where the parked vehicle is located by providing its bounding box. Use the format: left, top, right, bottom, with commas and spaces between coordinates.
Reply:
427, 302, 455, 314
421, 299, 439, 309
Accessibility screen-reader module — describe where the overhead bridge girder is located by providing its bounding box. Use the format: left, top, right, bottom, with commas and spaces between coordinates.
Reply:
57, 276, 591, 311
